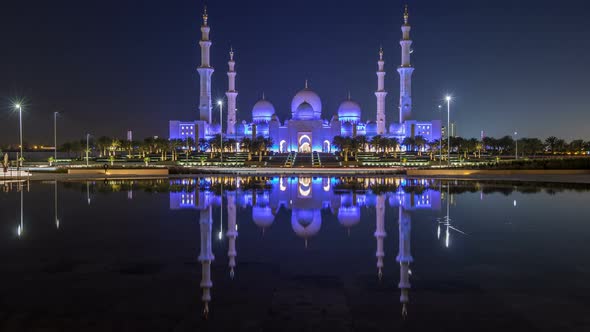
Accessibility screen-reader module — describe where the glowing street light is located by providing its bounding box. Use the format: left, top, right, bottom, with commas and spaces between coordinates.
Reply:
218, 100, 223, 166
54, 112, 59, 161
14, 104, 23, 166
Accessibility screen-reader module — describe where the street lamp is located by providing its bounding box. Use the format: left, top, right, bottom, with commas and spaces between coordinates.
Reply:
438, 105, 443, 165
445, 96, 452, 166
218, 100, 223, 166
14, 104, 23, 167
54, 112, 59, 161
514, 131, 518, 160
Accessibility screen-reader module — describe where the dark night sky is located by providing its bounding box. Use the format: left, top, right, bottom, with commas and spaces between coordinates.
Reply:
1, 0, 589, 145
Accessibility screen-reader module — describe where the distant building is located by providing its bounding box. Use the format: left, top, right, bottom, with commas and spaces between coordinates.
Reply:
127, 130, 133, 141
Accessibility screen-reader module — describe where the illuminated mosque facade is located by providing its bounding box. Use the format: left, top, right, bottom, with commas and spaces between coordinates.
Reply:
169, 6, 442, 152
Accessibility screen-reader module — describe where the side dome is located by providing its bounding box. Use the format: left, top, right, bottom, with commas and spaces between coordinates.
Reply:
337, 100, 361, 123
294, 102, 315, 121
291, 87, 322, 119
365, 121, 378, 137
253, 206, 275, 228
337, 206, 361, 228
252, 99, 275, 123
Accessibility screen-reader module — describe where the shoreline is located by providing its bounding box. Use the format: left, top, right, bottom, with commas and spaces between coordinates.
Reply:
2, 168, 588, 184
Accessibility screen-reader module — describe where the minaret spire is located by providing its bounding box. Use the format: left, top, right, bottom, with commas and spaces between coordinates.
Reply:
305, 79, 308, 89
398, 4, 415, 124
197, 5, 214, 123
404, 4, 409, 25
226, 47, 238, 135
375, 47, 388, 135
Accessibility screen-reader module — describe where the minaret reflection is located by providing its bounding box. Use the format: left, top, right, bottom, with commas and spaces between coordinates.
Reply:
198, 206, 215, 318
396, 206, 413, 318
375, 194, 386, 280
54, 180, 59, 229
226, 190, 237, 279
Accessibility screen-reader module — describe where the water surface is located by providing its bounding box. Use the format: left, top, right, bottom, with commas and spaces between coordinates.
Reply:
1, 177, 589, 331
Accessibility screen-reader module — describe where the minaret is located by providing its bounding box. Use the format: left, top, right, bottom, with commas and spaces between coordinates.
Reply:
226, 48, 238, 135
375, 47, 387, 135
226, 191, 238, 278
396, 206, 413, 318
398, 4, 414, 124
198, 206, 215, 318
374, 194, 386, 279
197, 6, 214, 123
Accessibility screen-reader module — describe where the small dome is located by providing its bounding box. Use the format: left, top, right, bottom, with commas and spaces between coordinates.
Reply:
338, 206, 361, 228
252, 99, 275, 123
337, 100, 361, 123
366, 121, 378, 137
294, 102, 315, 121
253, 206, 275, 228
291, 87, 322, 119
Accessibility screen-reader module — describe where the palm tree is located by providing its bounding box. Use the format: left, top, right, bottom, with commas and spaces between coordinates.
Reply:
208, 134, 222, 159
356, 135, 368, 153
414, 135, 426, 156
122, 140, 134, 158
168, 139, 183, 161
240, 137, 253, 160
370, 135, 383, 153
96, 136, 110, 157
402, 137, 415, 152
226, 138, 237, 153
109, 138, 121, 157
388, 137, 400, 158
545, 136, 558, 153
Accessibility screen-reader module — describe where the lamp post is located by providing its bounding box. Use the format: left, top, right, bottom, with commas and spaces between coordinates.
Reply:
445, 96, 452, 166
514, 131, 518, 160
54, 112, 59, 161
438, 105, 443, 166
219, 101, 223, 160
15, 104, 23, 167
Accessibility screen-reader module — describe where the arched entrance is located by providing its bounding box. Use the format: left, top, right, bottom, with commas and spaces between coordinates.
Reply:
280, 140, 287, 153
298, 134, 312, 153
323, 140, 331, 153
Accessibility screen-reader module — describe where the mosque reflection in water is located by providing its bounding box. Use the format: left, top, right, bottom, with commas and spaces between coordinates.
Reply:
170, 177, 443, 318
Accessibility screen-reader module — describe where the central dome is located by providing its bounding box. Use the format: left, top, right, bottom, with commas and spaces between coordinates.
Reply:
291, 86, 322, 120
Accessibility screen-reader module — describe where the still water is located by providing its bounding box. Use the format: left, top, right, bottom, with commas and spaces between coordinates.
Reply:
1, 177, 589, 331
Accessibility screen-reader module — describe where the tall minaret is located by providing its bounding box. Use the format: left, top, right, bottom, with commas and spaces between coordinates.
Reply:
226, 48, 238, 135
198, 206, 215, 318
374, 194, 386, 279
398, 5, 414, 124
375, 47, 387, 135
197, 6, 214, 123
396, 206, 413, 318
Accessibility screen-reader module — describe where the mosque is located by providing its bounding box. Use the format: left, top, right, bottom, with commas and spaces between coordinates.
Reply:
169, 5, 442, 152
